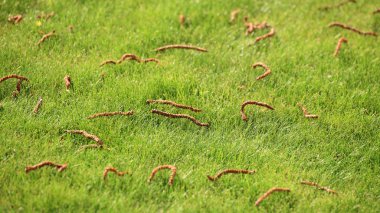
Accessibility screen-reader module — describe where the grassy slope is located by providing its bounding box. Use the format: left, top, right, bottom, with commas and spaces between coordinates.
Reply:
0, 0, 379, 212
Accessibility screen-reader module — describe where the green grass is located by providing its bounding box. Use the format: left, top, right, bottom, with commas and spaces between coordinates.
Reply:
1, 0, 379, 212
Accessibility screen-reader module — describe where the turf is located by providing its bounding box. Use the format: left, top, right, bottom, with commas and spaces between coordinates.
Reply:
1, 0, 379, 212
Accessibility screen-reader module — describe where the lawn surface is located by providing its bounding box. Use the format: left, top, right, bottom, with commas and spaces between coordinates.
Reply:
1, 0, 379, 212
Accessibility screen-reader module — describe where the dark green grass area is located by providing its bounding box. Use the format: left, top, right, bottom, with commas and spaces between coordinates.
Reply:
1, 0, 379, 212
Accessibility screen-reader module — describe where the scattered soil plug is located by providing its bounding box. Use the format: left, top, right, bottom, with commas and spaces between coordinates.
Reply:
179, 14, 185, 27
244, 17, 270, 35
25, 161, 67, 173
155, 44, 207, 52
252, 62, 272, 80
99, 60, 117, 67
87, 111, 134, 119
255, 187, 291, 206
65, 130, 103, 145
207, 169, 256, 181
0, 74, 28, 83
151, 109, 209, 127
64, 75, 71, 91
65, 130, 104, 150
329, 22, 377, 36
297, 103, 318, 118
8, 15, 23, 24
68, 25, 74, 32
244, 19, 255, 35
45, 12, 55, 20
37, 30, 56, 46
240, 101, 274, 121
333, 37, 348, 57
147, 99, 201, 112
101, 54, 158, 66
301, 180, 337, 194
16, 80, 22, 93
1, 74, 28, 96
118, 53, 142, 64
143, 58, 160, 63
148, 165, 177, 186
253, 28, 276, 44
13, 80, 23, 96
319, 0, 356, 10
230, 9, 240, 23
33, 97, 43, 114
36, 12, 55, 20
103, 167, 129, 181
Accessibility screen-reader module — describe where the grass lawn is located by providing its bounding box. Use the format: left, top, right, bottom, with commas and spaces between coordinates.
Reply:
1, 0, 379, 212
